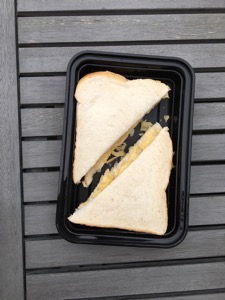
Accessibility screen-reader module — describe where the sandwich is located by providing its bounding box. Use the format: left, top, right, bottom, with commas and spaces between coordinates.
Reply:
73, 71, 170, 187
69, 123, 173, 235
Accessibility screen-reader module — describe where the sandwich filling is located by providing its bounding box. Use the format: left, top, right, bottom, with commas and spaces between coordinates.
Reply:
82, 120, 139, 187
79, 122, 162, 207
73, 71, 170, 187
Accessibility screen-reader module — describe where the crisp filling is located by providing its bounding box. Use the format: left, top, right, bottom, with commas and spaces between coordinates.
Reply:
79, 122, 162, 207
82, 121, 139, 187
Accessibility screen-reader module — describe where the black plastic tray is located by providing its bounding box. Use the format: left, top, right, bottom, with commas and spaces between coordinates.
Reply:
56, 51, 195, 247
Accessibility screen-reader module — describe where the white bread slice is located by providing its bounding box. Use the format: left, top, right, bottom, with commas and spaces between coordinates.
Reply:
73, 71, 170, 186
81, 122, 162, 204
69, 127, 173, 235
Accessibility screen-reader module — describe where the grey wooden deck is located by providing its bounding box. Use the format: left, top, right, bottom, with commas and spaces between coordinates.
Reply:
1, 0, 225, 299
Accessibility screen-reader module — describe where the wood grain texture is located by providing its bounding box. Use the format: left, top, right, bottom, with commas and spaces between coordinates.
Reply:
190, 165, 225, 194
18, 14, 225, 44
192, 134, 225, 162
21, 103, 225, 137
20, 103, 225, 138
24, 196, 225, 235
21, 165, 225, 203
19, 44, 225, 74
21, 134, 225, 170
193, 103, 225, 130
20, 77, 66, 104
0, 1, 24, 299
25, 229, 225, 268
25, 204, 56, 235
8, 1, 225, 299
149, 293, 225, 300
189, 196, 225, 226
23, 172, 59, 202
195, 73, 225, 99
22, 140, 61, 168
19, 73, 225, 106
26, 262, 225, 300
17, 0, 225, 12
21, 108, 63, 137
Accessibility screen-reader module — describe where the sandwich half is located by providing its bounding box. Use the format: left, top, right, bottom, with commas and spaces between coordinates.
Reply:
73, 71, 170, 187
69, 124, 173, 235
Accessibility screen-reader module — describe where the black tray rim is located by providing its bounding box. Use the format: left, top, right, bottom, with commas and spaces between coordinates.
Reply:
56, 50, 195, 248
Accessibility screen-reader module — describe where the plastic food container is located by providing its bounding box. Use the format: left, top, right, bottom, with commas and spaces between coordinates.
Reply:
56, 51, 195, 247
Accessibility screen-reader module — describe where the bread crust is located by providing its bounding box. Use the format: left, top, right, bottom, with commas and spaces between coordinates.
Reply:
75, 71, 127, 101
69, 127, 173, 235
73, 71, 170, 185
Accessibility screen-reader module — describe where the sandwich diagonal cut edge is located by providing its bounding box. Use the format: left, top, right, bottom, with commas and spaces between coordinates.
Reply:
69, 126, 173, 235
80, 122, 163, 206
82, 120, 139, 188
73, 71, 170, 187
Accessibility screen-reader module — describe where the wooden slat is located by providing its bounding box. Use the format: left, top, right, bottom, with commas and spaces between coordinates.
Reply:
18, 14, 225, 44
25, 204, 56, 235
26, 262, 225, 300
191, 165, 225, 194
24, 196, 225, 235
21, 103, 225, 137
17, 0, 225, 12
21, 134, 225, 170
21, 108, 63, 137
193, 103, 225, 130
25, 203, 75, 234
192, 134, 225, 162
23, 172, 58, 202
22, 140, 61, 168
22, 165, 225, 203
19, 44, 225, 74
19, 73, 225, 106
195, 72, 225, 99
25, 229, 225, 269
23, 172, 59, 202
189, 196, 225, 225
20, 77, 65, 104
22, 203, 97, 234
196, 73, 225, 99
0, 0, 24, 299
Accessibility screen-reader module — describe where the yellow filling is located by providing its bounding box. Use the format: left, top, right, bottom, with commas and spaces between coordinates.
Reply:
140, 120, 153, 132
82, 131, 129, 187
163, 115, 170, 122
79, 123, 162, 207
82, 122, 139, 187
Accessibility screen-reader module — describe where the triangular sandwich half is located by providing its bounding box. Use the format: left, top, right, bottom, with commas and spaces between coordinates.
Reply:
73, 71, 170, 187
69, 124, 173, 235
